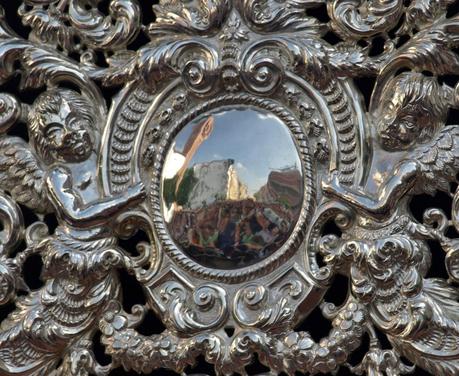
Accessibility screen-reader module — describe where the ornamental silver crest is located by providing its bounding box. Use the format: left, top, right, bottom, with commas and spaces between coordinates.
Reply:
1, 1, 459, 375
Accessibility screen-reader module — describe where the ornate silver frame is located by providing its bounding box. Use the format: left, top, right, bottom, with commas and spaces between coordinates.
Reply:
1, 1, 459, 375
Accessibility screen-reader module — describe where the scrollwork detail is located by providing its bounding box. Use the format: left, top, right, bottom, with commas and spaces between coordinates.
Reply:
234, 279, 303, 329
19, 0, 141, 55
328, 0, 405, 40
159, 282, 228, 334
238, 0, 325, 33
148, 0, 232, 36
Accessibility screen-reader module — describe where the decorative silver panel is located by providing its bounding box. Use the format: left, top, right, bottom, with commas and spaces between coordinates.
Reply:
0, 1, 459, 375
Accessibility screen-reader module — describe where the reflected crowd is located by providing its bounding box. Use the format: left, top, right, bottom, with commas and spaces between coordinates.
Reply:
169, 199, 293, 269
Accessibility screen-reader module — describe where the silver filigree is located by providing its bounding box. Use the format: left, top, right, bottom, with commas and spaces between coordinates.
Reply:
0, 1, 459, 375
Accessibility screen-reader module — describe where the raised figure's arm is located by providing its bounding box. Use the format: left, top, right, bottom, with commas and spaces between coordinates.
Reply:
322, 160, 420, 218
46, 166, 145, 227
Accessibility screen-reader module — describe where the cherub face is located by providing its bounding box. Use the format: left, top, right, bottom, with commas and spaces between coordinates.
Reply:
43, 100, 94, 163
378, 100, 419, 151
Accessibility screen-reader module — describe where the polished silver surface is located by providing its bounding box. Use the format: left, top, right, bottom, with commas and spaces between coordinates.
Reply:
0, 0, 459, 375
162, 107, 303, 269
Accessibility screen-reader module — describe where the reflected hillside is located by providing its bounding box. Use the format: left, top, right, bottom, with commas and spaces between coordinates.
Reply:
255, 167, 303, 215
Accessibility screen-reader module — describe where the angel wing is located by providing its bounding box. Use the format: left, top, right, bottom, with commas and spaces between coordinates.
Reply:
0, 136, 52, 214
390, 278, 459, 375
415, 124, 459, 196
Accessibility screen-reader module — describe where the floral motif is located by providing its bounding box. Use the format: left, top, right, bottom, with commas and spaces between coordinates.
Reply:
220, 13, 249, 42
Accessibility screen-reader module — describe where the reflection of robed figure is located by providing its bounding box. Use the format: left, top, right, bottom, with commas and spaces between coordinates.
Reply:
217, 208, 237, 255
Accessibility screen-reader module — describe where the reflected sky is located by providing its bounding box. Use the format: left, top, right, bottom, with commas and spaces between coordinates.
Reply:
161, 107, 304, 269
172, 107, 301, 195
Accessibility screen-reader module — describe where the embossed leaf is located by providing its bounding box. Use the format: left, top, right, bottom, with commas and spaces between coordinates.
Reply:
20, 48, 81, 89
20, 7, 74, 52
240, 0, 325, 33
423, 279, 459, 323
402, 0, 456, 33
328, 0, 405, 40
385, 22, 459, 76
149, 0, 231, 36
101, 49, 137, 85
391, 279, 459, 375
68, 0, 141, 50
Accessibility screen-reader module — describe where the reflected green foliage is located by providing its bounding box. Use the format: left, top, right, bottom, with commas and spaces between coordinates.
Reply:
163, 168, 197, 207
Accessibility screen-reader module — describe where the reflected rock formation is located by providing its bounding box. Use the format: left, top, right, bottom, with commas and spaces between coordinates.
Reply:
162, 107, 303, 269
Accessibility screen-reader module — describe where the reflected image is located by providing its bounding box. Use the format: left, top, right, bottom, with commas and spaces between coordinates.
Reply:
161, 107, 303, 269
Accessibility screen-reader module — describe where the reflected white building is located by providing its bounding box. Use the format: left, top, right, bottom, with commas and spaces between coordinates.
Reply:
187, 159, 250, 209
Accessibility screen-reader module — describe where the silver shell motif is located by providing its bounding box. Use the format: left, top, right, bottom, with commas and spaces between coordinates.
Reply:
0, 1, 458, 375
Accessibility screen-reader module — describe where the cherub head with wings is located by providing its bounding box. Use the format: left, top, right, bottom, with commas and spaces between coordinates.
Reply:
377, 72, 452, 151
28, 89, 96, 164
